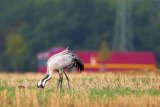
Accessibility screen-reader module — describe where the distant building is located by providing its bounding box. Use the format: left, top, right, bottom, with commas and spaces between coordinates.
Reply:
37, 47, 157, 73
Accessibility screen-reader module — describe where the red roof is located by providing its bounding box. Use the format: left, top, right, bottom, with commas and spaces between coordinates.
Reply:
37, 47, 65, 60
76, 51, 97, 63
76, 51, 156, 64
107, 52, 156, 64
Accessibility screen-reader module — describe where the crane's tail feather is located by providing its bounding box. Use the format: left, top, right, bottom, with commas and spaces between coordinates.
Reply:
74, 59, 84, 72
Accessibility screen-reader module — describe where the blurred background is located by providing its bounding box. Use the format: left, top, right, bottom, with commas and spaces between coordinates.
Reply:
0, 0, 160, 72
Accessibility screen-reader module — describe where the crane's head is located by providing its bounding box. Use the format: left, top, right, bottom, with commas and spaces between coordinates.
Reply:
37, 80, 45, 88
37, 74, 52, 88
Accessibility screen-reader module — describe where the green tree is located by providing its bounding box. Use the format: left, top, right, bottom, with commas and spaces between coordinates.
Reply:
99, 40, 110, 71
99, 40, 110, 62
0, 0, 160, 71
5, 33, 27, 70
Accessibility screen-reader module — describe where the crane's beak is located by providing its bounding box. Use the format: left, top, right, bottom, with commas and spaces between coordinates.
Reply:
37, 84, 44, 88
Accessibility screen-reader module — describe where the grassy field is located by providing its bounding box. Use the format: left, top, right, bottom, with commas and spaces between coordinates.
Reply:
0, 70, 160, 107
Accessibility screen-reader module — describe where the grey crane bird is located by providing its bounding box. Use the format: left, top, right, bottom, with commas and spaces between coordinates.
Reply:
37, 47, 84, 90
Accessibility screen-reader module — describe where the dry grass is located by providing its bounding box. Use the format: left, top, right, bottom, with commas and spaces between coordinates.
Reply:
0, 70, 160, 107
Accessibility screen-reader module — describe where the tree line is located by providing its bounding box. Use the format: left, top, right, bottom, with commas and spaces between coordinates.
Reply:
0, 0, 160, 71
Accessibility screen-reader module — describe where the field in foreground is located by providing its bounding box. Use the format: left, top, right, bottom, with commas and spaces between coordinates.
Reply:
0, 70, 160, 107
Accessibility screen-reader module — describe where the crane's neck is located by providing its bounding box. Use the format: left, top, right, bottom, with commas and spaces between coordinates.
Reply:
38, 74, 52, 88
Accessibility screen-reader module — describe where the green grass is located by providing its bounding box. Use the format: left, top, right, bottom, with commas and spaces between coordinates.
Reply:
89, 88, 160, 100
1, 84, 160, 102
0, 72, 160, 107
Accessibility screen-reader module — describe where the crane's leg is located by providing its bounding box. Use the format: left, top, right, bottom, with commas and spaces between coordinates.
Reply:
63, 71, 70, 89
56, 70, 60, 89
57, 70, 63, 91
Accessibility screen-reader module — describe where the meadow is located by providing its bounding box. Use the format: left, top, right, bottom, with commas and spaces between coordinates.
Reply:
0, 70, 160, 107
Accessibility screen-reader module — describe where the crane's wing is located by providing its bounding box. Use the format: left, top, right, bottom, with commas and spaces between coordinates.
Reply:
48, 47, 70, 62
66, 48, 84, 72
49, 47, 84, 72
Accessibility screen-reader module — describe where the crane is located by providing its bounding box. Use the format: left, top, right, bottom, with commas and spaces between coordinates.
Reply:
37, 47, 84, 90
